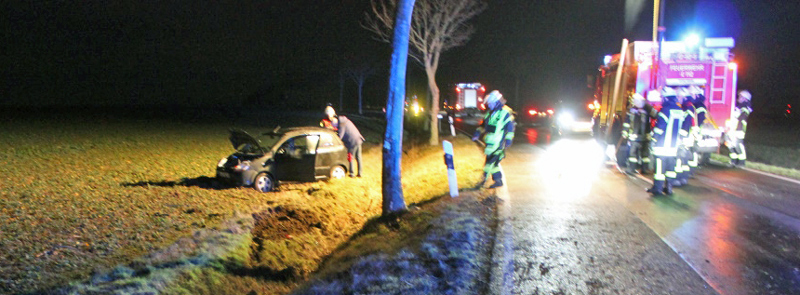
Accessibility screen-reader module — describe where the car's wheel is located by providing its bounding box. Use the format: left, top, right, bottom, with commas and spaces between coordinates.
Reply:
253, 172, 275, 193
329, 165, 347, 179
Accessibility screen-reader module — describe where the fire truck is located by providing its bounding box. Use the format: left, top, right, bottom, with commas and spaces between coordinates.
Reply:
593, 37, 739, 165
449, 83, 486, 117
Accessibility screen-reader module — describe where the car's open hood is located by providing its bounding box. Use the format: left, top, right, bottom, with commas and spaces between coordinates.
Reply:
229, 129, 264, 151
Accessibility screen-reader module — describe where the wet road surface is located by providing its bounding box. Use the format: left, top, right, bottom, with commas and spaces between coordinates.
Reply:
500, 133, 716, 294
492, 126, 800, 294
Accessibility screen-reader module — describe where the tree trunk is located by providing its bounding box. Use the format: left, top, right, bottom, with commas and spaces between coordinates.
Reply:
382, 0, 414, 216
426, 66, 440, 145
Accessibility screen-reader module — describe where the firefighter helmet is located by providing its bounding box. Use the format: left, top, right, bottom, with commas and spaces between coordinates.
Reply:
632, 93, 645, 108
738, 90, 751, 101
661, 87, 676, 98
485, 90, 503, 110
689, 85, 703, 96
676, 87, 691, 98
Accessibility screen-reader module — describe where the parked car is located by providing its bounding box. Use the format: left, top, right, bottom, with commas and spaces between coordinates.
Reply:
216, 127, 349, 192
518, 103, 555, 127
555, 101, 595, 136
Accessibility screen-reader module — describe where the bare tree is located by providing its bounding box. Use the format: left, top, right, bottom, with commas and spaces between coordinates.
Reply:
364, 0, 486, 145
382, 0, 415, 216
344, 64, 377, 114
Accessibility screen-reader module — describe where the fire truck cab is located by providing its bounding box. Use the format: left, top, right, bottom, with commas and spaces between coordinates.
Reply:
594, 37, 739, 164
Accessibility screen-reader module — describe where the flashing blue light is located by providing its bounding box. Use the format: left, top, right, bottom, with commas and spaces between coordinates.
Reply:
685, 33, 701, 48
603, 55, 612, 66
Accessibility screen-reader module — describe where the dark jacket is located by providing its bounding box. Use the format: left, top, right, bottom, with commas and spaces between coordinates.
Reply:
623, 107, 651, 142
735, 100, 752, 133
651, 98, 685, 156
693, 94, 707, 127
337, 116, 364, 149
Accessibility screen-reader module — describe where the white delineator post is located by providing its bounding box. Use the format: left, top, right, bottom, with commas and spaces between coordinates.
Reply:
443, 140, 459, 197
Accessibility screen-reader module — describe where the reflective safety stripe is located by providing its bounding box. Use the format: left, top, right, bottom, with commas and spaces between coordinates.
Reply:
654, 159, 665, 180
628, 157, 639, 163
652, 146, 678, 157
739, 143, 747, 160
666, 171, 677, 178
653, 128, 664, 135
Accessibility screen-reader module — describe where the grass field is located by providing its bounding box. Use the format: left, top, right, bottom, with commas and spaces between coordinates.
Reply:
0, 110, 487, 294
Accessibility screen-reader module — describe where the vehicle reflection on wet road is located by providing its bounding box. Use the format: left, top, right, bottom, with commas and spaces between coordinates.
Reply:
602, 151, 800, 294
458, 118, 800, 294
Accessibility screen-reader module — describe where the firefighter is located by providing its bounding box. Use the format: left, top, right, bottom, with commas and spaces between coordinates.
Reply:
622, 93, 652, 175
689, 86, 709, 169
729, 90, 752, 167
472, 90, 516, 188
647, 87, 684, 196
674, 87, 695, 186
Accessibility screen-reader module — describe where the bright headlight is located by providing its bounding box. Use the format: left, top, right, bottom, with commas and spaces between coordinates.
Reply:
558, 112, 575, 125
217, 157, 228, 167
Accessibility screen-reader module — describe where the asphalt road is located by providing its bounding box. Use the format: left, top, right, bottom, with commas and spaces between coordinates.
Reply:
469, 122, 800, 295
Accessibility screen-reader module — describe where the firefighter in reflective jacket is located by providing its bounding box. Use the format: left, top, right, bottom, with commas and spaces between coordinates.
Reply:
647, 87, 685, 196
472, 90, 516, 188
622, 93, 652, 175
689, 86, 710, 166
729, 90, 752, 167
674, 87, 695, 186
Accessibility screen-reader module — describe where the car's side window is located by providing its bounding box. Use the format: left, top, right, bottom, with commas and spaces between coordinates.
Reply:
305, 135, 320, 154
319, 133, 335, 148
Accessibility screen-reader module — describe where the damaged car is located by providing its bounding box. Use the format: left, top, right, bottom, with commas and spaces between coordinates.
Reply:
216, 127, 349, 192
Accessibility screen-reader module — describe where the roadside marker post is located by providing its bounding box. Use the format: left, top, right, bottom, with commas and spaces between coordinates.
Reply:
443, 140, 459, 197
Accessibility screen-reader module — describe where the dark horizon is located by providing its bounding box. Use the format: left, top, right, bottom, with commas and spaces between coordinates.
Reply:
2, 1, 798, 115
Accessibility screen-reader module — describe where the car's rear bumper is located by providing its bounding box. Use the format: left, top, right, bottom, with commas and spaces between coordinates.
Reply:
561, 120, 593, 133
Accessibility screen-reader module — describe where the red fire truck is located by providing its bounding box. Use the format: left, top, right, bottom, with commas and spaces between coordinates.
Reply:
449, 83, 486, 117
593, 37, 739, 164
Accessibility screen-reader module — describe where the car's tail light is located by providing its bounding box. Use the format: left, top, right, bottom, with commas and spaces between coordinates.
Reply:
233, 161, 251, 171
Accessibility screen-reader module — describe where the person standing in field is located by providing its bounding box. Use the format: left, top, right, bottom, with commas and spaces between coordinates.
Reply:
472, 90, 516, 188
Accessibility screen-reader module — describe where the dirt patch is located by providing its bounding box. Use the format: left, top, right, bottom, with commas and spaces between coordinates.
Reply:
251, 206, 325, 241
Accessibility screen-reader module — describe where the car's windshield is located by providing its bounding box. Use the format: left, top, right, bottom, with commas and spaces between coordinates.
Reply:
236, 135, 281, 154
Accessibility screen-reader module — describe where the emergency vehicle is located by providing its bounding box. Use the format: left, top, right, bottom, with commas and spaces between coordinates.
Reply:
593, 37, 740, 164
450, 83, 486, 116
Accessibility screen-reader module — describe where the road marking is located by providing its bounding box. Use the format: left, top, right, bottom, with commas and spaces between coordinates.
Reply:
707, 159, 800, 186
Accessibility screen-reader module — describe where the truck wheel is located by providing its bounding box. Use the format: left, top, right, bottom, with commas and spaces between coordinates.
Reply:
329, 165, 346, 179
253, 172, 275, 193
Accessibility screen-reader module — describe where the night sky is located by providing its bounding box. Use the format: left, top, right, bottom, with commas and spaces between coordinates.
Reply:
2, 1, 798, 114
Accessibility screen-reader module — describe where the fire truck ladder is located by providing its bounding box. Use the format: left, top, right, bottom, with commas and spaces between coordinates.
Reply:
710, 61, 728, 105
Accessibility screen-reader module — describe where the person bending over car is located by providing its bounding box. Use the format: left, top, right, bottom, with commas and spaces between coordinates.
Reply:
323, 106, 365, 177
